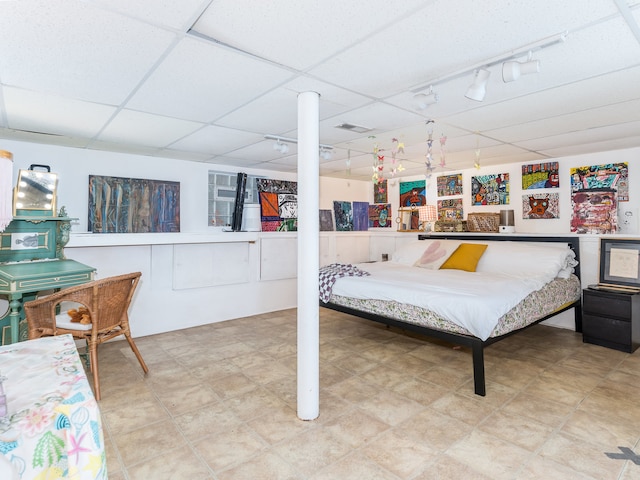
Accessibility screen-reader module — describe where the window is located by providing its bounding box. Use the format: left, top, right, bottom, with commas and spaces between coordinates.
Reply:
208, 171, 261, 227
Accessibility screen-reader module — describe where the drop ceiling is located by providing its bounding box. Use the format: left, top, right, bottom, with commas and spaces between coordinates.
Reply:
0, 0, 639, 181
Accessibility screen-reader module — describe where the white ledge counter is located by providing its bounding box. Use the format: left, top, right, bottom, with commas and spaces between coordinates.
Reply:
67, 231, 259, 247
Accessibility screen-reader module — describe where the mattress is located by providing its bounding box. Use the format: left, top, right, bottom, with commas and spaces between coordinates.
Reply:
327, 274, 581, 340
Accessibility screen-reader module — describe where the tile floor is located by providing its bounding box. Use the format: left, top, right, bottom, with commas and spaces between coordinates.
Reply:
97, 308, 640, 479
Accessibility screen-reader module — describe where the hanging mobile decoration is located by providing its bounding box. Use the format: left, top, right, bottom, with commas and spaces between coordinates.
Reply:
346, 149, 351, 176
424, 120, 435, 179
370, 136, 385, 184
389, 137, 405, 177
474, 134, 481, 169
439, 134, 447, 168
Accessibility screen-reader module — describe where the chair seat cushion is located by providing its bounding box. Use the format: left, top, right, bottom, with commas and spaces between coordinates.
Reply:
55, 313, 92, 331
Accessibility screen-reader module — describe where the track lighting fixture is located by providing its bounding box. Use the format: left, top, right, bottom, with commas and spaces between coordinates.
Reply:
413, 86, 439, 110
502, 51, 540, 82
465, 69, 490, 102
410, 31, 566, 102
264, 135, 333, 160
264, 134, 333, 158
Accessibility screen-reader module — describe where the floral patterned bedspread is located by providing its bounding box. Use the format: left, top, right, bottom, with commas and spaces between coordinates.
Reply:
328, 275, 581, 338
0, 334, 106, 479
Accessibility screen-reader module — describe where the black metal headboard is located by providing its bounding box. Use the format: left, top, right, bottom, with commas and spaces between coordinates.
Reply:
418, 234, 581, 281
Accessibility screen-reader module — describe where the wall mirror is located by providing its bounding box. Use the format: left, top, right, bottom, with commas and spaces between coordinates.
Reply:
13, 168, 58, 215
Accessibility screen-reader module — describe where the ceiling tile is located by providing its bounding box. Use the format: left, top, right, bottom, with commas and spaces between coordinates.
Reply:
169, 125, 264, 155
0, 0, 178, 104
96, 109, 203, 147
3, 87, 116, 138
126, 36, 295, 122
91, 0, 207, 31
192, 0, 434, 71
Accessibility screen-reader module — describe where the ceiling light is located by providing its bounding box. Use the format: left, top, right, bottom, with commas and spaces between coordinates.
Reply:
264, 134, 333, 156
413, 86, 439, 110
273, 141, 289, 154
502, 51, 540, 82
410, 31, 566, 99
320, 148, 332, 160
465, 69, 490, 102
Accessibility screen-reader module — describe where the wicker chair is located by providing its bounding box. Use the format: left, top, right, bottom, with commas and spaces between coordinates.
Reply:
23, 271, 149, 400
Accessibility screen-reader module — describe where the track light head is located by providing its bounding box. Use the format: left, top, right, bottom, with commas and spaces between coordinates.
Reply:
320, 148, 332, 160
465, 69, 490, 102
273, 141, 289, 154
413, 86, 439, 110
502, 52, 540, 82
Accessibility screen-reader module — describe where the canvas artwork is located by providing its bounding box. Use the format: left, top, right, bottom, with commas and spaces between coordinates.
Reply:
522, 193, 560, 219
399, 180, 426, 207
571, 188, 617, 234
88, 175, 180, 233
522, 162, 559, 189
471, 174, 509, 205
319, 210, 334, 231
436, 174, 463, 197
570, 162, 629, 201
368, 204, 392, 228
333, 201, 353, 231
437, 198, 463, 220
257, 179, 298, 231
373, 179, 388, 204
352, 201, 370, 231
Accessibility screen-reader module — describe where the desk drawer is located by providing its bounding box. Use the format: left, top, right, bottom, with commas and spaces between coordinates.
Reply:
16, 272, 94, 291
583, 292, 631, 318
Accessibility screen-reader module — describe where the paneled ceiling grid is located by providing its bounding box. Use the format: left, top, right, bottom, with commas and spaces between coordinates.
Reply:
0, 0, 639, 180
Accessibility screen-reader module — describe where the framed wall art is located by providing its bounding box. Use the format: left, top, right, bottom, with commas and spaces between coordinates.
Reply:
88, 175, 180, 233
471, 174, 509, 205
522, 162, 559, 189
522, 193, 559, 219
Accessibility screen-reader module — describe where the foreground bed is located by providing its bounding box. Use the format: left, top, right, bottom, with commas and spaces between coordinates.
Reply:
320, 234, 582, 396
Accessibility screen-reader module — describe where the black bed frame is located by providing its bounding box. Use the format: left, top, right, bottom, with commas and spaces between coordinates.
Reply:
320, 234, 583, 396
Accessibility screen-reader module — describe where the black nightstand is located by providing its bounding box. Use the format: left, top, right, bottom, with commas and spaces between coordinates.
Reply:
582, 288, 640, 353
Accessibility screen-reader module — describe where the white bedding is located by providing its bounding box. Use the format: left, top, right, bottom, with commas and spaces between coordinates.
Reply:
331, 261, 565, 341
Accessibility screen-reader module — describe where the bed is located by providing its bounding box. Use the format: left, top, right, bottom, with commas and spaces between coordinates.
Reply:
319, 234, 582, 396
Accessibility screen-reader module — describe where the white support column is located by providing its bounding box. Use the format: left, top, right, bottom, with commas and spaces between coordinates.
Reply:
297, 91, 320, 421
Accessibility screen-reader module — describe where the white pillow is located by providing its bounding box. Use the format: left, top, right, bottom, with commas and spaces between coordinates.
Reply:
390, 240, 433, 265
475, 241, 575, 278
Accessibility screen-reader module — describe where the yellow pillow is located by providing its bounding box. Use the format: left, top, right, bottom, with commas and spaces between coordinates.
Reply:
439, 243, 488, 272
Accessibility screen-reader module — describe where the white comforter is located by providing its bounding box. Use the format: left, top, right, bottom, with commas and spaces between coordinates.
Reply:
330, 262, 559, 341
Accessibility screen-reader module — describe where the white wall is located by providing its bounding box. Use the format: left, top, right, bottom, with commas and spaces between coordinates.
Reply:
1, 138, 639, 337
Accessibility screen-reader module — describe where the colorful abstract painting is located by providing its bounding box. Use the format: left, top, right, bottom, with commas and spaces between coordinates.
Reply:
471, 174, 509, 205
352, 201, 370, 231
522, 193, 560, 219
437, 198, 463, 220
570, 163, 629, 201
436, 174, 463, 197
333, 201, 353, 231
257, 179, 298, 231
368, 204, 392, 228
399, 180, 426, 207
88, 175, 180, 233
521, 162, 559, 189
571, 188, 617, 234
373, 179, 388, 204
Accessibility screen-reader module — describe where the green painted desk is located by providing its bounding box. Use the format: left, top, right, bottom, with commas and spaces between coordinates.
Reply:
0, 213, 95, 344
0, 259, 96, 343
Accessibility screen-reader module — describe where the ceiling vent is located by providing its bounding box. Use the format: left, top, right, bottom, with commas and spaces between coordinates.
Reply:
334, 123, 372, 134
